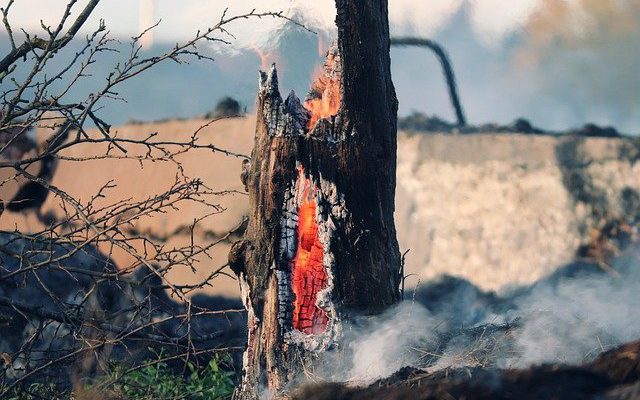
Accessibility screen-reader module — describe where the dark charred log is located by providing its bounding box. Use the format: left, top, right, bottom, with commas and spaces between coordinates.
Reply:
230, 1, 401, 397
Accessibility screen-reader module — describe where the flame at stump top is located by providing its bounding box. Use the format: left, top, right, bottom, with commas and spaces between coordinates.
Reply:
256, 44, 342, 138
304, 46, 342, 132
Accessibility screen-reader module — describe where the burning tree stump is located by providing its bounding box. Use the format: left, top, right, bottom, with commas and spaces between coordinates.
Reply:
229, 1, 401, 396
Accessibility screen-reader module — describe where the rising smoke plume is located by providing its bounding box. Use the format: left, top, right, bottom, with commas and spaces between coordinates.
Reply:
139, 0, 155, 49
313, 246, 640, 384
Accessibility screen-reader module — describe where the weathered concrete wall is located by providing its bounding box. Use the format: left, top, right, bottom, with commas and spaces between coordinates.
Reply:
3, 117, 640, 296
396, 132, 640, 291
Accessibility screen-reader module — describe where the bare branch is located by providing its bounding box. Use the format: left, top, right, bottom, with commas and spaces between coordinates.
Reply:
0, 0, 100, 75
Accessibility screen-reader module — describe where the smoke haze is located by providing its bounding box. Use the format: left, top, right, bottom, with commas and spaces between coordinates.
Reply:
317, 247, 640, 383
2, 1, 639, 131
138, 0, 155, 49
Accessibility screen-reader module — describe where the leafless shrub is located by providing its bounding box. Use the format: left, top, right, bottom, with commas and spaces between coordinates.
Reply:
0, 0, 301, 394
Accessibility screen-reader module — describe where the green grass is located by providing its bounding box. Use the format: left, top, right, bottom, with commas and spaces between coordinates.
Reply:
4, 382, 66, 400
3, 353, 236, 400
107, 355, 235, 400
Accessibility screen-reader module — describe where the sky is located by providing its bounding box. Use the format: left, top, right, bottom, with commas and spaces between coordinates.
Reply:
5, 0, 541, 49
3, 0, 640, 133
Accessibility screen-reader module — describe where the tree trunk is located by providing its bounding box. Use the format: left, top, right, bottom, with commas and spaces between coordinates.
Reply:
229, 1, 400, 397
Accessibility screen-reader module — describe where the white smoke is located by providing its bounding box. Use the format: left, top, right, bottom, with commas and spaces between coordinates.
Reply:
5, 1, 544, 49
505, 256, 640, 367
467, 0, 541, 45
167, 0, 544, 50
139, 0, 155, 49
346, 303, 438, 382
317, 247, 640, 384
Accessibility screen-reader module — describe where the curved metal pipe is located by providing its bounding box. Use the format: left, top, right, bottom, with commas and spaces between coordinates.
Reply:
391, 37, 467, 127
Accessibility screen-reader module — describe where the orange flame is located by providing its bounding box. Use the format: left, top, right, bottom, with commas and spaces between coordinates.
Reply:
291, 167, 328, 334
250, 43, 274, 71
304, 47, 341, 131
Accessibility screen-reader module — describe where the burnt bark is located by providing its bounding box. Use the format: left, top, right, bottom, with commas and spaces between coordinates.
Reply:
229, 1, 401, 397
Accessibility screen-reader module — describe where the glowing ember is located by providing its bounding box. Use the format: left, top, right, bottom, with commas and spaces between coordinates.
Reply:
291, 169, 329, 334
304, 47, 341, 131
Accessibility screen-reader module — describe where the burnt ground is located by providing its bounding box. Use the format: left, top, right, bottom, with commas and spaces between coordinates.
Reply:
399, 111, 626, 138
292, 340, 640, 400
286, 245, 640, 399
3, 229, 638, 391
0, 232, 246, 386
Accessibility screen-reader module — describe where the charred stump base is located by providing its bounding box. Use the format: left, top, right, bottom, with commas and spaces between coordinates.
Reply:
229, 36, 401, 398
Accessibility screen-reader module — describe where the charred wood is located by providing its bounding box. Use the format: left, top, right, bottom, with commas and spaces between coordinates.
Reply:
231, 1, 401, 397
